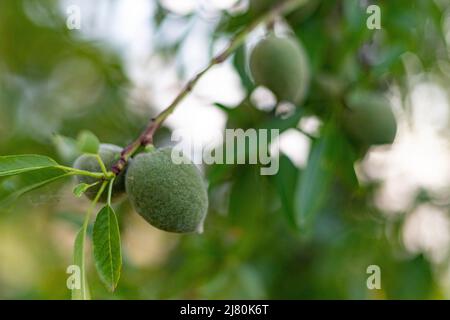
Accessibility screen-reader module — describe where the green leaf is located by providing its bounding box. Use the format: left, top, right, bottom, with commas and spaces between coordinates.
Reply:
294, 124, 336, 228
77, 130, 100, 154
93, 205, 122, 291
0, 155, 59, 177
327, 130, 359, 190
72, 228, 91, 300
229, 166, 266, 222
294, 121, 359, 229
274, 155, 299, 229
73, 183, 92, 198
0, 167, 70, 205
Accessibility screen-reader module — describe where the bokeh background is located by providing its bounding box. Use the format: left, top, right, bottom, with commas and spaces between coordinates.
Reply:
1, 0, 450, 299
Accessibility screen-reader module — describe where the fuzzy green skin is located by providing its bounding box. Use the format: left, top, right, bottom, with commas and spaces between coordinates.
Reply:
125, 148, 208, 234
343, 90, 397, 146
73, 144, 126, 202
249, 35, 310, 104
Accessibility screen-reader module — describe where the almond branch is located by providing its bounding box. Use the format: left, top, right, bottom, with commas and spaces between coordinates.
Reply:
112, 0, 308, 175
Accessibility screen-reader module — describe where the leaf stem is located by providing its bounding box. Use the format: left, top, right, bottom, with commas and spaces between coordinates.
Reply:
56, 165, 113, 180
74, 180, 108, 300
111, 0, 309, 175
107, 178, 115, 206
94, 154, 108, 176
84, 181, 108, 231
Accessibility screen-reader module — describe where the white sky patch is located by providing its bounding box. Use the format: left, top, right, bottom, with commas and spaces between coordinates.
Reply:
410, 82, 449, 132
161, 0, 242, 15
160, 0, 197, 15
60, 0, 154, 68
362, 81, 450, 213
402, 205, 450, 264
155, 17, 192, 47
251, 87, 277, 112
194, 63, 246, 106
270, 129, 311, 168
178, 20, 211, 77
164, 95, 227, 148
298, 116, 321, 137
144, 57, 228, 140
206, 0, 241, 10
110, 0, 154, 59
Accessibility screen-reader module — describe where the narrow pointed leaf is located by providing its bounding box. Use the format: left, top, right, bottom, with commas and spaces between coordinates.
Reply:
274, 155, 299, 228
73, 183, 92, 198
294, 124, 337, 228
72, 228, 91, 300
0, 167, 70, 205
0, 155, 59, 177
77, 130, 100, 154
294, 123, 358, 229
93, 205, 122, 291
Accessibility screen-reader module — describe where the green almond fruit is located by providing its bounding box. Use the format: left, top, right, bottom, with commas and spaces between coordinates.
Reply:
343, 90, 397, 146
73, 144, 126, 202
125, 148, 208, 234
249, 35, 310, 104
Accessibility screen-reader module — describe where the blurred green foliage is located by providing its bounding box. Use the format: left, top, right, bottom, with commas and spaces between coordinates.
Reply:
0, 0, 449, 299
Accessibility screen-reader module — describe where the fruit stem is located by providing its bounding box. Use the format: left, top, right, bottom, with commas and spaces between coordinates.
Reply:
94, 154, 109, 176
73, 180, 108, 300
111, 0, 309, 175
107, 178, 115, 206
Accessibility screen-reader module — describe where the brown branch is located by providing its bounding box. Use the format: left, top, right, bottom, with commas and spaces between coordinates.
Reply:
112, 0, 309, 175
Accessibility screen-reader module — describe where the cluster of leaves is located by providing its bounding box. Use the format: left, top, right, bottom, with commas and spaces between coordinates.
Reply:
0, 131, 121, 298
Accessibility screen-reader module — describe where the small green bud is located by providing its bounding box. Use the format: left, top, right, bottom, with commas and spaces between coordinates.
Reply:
73, 144, 126, 202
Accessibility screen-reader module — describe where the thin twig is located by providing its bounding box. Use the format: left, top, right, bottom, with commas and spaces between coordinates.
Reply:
107, 178, 115, 206
112, 0, 309, 175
